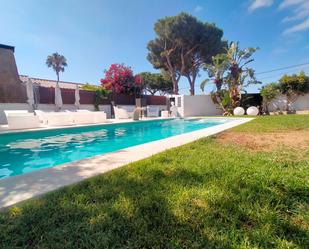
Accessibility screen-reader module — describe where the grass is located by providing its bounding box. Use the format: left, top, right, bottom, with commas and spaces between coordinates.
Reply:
231, 114, 309, 133
0, 115, 308, 249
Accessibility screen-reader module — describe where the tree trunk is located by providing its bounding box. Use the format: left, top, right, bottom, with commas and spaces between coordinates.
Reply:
172, 76, 179, 95
264, 102, 270, 115
230, 87, 240, 109
188, 77, 194, 96
286, 93, 298, 114
185, 69, 198, 96
165, 55, 179, 95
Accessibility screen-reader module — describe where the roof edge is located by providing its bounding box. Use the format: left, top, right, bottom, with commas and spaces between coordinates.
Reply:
0, 44, 15, 52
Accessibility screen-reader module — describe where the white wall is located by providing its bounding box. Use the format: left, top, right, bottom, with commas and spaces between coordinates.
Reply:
268, 93, 309, 112
170, 95, 223, 117
173, 93, 308, 117
0, 103, 111, 124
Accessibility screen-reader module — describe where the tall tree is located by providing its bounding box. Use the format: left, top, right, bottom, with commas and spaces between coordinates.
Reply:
147, 12, 226, 95
46, 53, 68, 84
147, 36, 181, 94
139, 72, 173, 95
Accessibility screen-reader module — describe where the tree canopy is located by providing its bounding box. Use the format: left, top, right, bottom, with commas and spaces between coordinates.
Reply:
278, 71, 309, 112
100, 64, 141, 95
46, 53, 67, 82
81, 83, 102, 91
147, 12, 226, 95
138, 72, 173, 95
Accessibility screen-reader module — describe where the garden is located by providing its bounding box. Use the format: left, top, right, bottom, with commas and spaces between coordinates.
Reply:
1, 11, 308, 249
0, 114, 308, 249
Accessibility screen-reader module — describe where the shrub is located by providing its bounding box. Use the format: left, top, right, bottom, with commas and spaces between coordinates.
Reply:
100, 64, 141, 95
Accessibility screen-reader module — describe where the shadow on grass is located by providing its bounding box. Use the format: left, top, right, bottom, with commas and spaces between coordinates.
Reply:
0, 141, 308, 249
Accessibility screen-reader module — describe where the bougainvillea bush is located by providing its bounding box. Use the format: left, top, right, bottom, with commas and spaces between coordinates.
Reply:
100, 64, 142, 95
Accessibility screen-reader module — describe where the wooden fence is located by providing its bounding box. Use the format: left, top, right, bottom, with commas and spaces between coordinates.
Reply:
38, 87, 166, 106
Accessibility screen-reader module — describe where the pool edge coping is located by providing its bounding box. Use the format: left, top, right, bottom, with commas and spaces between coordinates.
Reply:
0, 117, 254, 210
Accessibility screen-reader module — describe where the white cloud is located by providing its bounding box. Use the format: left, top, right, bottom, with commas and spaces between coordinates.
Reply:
284, 18, 309, 34
279, 0, 305, 9
271, 47, 288, 56
248, 0, 273, 12
280, 0, 309, 34
194, 5, 203, 13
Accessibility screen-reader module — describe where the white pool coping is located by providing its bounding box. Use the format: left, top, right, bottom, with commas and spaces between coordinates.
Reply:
0, 117, 172, 135
0, 117, 253, 209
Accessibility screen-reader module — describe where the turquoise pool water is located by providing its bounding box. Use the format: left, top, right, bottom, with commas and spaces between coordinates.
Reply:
0, 118, 229, 179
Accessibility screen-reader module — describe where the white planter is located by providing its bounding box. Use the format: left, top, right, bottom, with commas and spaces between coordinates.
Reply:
247, 106, 259, 116
233, 107, 245, 116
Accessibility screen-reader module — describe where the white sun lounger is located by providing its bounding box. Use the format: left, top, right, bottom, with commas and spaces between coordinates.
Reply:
93, 112, 107, 123
76, 110, 107, 124
35, 110, 73, 127
146, 106, 160, 117
68, 111, 94, 125
4, 110, 41, 130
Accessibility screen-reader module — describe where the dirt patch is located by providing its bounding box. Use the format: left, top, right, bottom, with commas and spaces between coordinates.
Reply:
216, 130, 309, 153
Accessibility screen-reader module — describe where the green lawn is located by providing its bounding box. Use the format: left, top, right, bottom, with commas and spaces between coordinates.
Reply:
1, 115, 308, 249
231, 114, 309, 133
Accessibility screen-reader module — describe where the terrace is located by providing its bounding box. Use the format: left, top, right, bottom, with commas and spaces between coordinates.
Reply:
1, 5, 309, 249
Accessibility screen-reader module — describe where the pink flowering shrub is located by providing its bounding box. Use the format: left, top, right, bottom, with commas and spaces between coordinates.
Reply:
101, 64, 141, 95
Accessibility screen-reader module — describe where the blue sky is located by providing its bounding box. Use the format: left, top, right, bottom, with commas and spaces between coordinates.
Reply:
1, 0, 309, 94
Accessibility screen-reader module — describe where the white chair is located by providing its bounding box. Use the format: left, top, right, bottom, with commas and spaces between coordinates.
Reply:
146, 106, 160, 117
161, 110, 169, 118
117, 105, 135, 118
4, 110, 41, 130
113, 106, 129, 119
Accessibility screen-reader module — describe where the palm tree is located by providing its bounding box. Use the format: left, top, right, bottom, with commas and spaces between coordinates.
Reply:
201, 54, 230, 114
46, 53, 68, 84
224, 42, 259, 109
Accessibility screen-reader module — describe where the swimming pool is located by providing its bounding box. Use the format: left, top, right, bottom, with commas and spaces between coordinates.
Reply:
0, 118, 230, 179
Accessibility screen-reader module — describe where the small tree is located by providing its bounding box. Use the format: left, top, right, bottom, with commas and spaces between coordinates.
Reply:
100, 64, 141, 96
260, 83, 279, 114
278, 71, 309, 113
46, 53, 67, 84
138, 72, 173, 95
